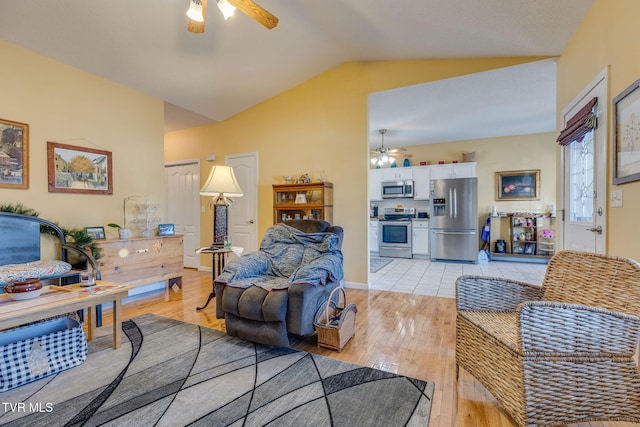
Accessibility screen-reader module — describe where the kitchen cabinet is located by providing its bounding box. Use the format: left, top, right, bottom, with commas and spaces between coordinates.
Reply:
381, 168, 413, 181
369, 220, 379, 253
430, 162, 476, 180
412, 220, 429, 256
273, 182, 333, 224
369, 169, 384, 201
412, 166, 431, 200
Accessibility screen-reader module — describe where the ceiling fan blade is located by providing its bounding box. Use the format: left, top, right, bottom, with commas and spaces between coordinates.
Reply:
228, 0, 279, 29
389, 152, 412, 158
387, 147, 407, 153
187, 0, 207, 34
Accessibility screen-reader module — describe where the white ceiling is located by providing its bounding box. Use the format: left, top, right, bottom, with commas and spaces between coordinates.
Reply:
0, 0, 593, 145
368, 59, 557, 147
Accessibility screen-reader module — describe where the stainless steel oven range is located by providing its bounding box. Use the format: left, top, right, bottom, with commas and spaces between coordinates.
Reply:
378, 208, 414, 258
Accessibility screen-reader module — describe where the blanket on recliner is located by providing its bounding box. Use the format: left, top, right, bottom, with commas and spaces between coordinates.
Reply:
216, 224, 344, 291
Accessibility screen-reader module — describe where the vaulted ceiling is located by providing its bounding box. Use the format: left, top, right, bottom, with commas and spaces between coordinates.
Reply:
0, 0, 593, 145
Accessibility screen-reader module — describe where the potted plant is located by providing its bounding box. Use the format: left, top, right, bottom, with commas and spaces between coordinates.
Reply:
109, 195, 138, 239
108, 223, 130, 239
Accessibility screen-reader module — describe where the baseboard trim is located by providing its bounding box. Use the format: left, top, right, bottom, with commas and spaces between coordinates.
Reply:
343, 281, 368, 290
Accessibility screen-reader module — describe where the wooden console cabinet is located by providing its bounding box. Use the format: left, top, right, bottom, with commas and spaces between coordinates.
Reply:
95, 235, 183, 287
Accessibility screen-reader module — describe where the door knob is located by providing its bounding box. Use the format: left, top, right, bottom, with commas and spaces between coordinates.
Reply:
587, 226, 602, 234
249, 219, 255, 224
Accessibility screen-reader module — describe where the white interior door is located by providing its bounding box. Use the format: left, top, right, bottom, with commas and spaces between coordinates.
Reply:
226, 153, 258, 253
164, 160, 200, 268
562, 68, 607, 253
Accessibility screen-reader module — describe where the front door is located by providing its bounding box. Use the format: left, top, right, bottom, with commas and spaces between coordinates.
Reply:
562, 68, 608, 253
226, 153, 258, 253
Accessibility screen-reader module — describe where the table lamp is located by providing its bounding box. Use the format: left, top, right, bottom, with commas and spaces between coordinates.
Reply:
200, 165, 244, 248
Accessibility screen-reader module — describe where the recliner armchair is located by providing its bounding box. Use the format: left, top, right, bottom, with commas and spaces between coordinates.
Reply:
215, 220, 344, 347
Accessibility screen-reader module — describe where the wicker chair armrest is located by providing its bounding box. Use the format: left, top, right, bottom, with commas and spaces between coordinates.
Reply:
456, 275, 543, 311
518, 301, 640, 355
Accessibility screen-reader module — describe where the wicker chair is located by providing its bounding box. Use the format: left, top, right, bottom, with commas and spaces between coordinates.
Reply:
456, 250, 640, 426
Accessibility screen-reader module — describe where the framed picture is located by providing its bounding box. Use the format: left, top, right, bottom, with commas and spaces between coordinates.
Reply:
524, 242, 536, 255
85, 226, 106, 240
0, 118, 29, 189
158, 223, 175, 236
495, 169, 540, 201
47, 141, 113, 194
612, 77, 640, 184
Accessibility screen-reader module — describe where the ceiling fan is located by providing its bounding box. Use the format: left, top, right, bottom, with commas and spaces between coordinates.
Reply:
187, 0, 279, 34
370, 129, 412, 166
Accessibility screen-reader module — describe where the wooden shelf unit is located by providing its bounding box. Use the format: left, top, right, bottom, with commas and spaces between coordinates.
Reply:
273, 182, 333, 224
490, 214, 555, 263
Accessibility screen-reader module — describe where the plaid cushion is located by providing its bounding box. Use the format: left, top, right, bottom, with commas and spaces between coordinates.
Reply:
0, 317, 87, 392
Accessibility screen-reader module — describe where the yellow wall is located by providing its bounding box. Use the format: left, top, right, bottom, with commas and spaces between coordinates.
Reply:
401, 132, 557, 216
557, 0, 640, 259
0, 41, 165, 235
165, 57, 552, 285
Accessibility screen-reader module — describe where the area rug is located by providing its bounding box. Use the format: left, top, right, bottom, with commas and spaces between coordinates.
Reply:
370, 257, 394, 273
0, 314, 434, 426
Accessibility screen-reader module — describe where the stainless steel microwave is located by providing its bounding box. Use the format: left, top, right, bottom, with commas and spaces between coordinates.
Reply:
381, 180, 414, 199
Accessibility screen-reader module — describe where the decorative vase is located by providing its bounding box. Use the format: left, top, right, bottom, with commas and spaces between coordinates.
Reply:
118, 227, 131, 239
403, 158, 410, 167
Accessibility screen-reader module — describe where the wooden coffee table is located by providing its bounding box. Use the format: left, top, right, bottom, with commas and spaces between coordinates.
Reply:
0, 281, 131, 349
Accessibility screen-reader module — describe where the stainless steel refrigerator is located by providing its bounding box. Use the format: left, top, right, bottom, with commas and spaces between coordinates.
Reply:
430, 177, 478, 263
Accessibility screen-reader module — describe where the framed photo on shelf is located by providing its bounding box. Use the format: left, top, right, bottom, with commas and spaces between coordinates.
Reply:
495, 169, 540, 201
47, 141, 113, 194
612, 77, 640, 184
524, 242, 536, 255
85, 226, 106, 240
0, 118, 29, 189
157, 223, 175, 236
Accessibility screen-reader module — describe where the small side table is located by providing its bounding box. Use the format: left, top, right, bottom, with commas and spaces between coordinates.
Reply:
196, 248, 232, 310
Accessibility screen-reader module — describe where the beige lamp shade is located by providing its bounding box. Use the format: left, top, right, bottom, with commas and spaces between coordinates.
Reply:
200, 165, 244, 198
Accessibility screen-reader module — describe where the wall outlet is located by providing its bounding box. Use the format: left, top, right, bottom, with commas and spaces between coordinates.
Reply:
611, 189, 623, 208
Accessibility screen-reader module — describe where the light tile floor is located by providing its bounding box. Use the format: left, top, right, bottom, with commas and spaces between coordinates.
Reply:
369, 257, 547, 298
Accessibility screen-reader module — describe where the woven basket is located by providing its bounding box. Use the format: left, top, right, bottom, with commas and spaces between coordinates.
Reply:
314, 287, 357, 352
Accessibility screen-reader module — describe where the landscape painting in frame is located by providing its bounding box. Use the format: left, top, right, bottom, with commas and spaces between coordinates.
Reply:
47, 141, 113, 194
0, 118, 29, 189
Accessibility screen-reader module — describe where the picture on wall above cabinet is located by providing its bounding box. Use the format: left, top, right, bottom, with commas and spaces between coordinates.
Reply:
0, 118, 29, 190
495, 169, 540, 201
47, 141, 113, 195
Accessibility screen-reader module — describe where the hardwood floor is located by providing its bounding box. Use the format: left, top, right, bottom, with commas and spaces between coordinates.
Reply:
98, 268, 636, 427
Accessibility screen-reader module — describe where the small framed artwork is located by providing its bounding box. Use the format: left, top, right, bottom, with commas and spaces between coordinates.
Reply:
47, 141, 113, 194
524, 242, 536, 255
158, 223, 175, 236
0, 118, 29, 189
612, 77, 640, 184
495, 169, 540, 201
85, 226, 106, 240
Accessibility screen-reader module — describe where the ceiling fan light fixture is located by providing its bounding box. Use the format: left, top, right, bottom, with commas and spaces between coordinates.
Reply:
186, 0, 205, 22
217, 0, 236, 20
